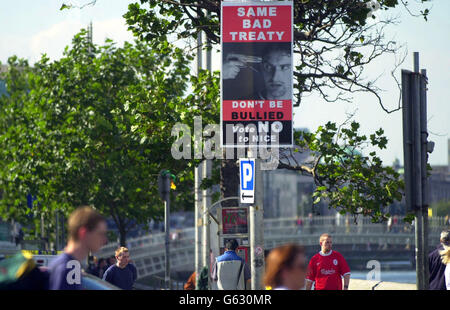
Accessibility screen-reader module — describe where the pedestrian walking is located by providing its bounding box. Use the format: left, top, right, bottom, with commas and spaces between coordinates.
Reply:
429, 230, 450, 290
107, 256, 116, 268
295, 216, 303, 234
103, 247, 137, 290
306, 233, 351, 290
263, 244, 307, 290
48, 206, 107, 290
387, 216, 393, 233
86, 256, 99, 277
393, 215, 399, 233
211, 239, 251, 290
97, 258, 108, 279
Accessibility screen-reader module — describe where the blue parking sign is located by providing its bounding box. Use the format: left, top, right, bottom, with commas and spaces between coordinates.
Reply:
240, 158, 255, 203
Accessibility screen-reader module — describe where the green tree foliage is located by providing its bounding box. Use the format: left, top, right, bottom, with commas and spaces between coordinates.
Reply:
280, 121, 404, 222
0, 30, 219, 244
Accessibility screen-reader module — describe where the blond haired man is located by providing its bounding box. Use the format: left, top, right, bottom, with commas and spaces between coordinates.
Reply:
306, 233, 351, 290
48, 206, 107, 290
103, 246, 137, 290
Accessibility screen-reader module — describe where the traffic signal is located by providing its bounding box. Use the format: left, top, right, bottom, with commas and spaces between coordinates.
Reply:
158, 170, 176, 200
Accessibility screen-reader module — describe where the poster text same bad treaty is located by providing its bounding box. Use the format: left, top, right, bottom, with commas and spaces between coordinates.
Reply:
226, 6, 287, 42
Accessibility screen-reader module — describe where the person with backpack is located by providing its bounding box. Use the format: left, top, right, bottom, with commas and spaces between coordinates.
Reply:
211, 239, 250, 290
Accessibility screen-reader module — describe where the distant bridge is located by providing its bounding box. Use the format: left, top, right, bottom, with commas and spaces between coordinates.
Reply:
95, 216, 448, 281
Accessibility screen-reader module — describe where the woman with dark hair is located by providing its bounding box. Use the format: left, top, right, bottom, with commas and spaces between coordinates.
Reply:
97, 258, 108, 279
263, 244, 306, 290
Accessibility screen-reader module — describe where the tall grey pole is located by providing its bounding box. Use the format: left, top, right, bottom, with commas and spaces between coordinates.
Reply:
248, 149, 265, 290
194, 23, 203, 286
202, 160, 211, 289
164, 179, 171, 290
41, 212, 46, 251
158, 170, 172, 289
201, 27, 213, 289
60, 212, 65, 248
206, 20, 212, 73
412, 54, 424, 290
55, 211, 60, 251
420, 68, 430, 289
195, 165, 202, 286
402, 52, 432, 290
402, 52, 431, 290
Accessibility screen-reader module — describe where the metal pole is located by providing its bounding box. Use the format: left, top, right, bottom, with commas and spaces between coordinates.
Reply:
195, 165, 202, 286
60, 212, 65, 248
248, 149, 265, 290
55, 211, 59, 251
41, 212, 46, 251
413, 52, 420, 74
206, 24, 212, 73
164, 179, 171, 290
194, 12, 203, 286
202, 160, 211, 289
202, 19, 213, 289
420, 68, 430, 289
415, 210, 424, 289
412, 52, 424, 290
197, 18, 203, 71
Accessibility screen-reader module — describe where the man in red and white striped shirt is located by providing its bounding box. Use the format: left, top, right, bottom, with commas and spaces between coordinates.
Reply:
306, 233, 351, 290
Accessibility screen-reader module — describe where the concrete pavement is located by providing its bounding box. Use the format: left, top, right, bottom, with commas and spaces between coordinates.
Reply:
349, 279, 416, 290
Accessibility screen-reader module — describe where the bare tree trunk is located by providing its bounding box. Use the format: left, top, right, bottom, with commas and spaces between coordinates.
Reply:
119, 226, 127, 247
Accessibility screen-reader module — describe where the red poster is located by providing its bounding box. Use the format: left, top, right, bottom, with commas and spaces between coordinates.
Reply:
221, 1, 293, 148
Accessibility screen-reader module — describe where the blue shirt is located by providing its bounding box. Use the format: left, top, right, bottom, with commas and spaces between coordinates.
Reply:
102, 264, 137, 290
48, 253, 83, 290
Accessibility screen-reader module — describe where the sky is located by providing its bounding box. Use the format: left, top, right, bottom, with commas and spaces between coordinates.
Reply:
0, 0, 449, 167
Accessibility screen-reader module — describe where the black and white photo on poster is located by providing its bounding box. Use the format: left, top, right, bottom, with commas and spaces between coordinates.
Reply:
222, 42, 292, 101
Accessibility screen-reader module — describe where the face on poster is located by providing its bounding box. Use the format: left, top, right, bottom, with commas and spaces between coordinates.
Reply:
221, 1, 293, 148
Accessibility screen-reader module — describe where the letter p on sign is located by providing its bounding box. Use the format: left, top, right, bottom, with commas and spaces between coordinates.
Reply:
240, 158, 255, 204
242, 162, 253, 190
